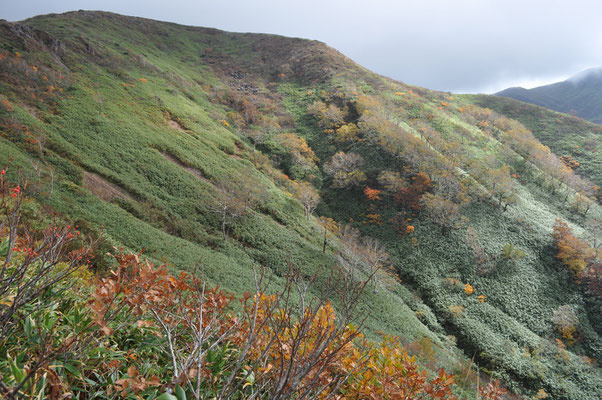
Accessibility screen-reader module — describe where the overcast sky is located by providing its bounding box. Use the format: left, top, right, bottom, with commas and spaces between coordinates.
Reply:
2, 0, 602, 93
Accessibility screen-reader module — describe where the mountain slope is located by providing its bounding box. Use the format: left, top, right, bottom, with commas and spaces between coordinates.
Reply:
496, 67, 602, 124
0, 11, 600, 399
466, 94, 602, 188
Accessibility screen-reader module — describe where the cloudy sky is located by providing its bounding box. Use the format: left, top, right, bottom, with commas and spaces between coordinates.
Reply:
2, 0, 602, 93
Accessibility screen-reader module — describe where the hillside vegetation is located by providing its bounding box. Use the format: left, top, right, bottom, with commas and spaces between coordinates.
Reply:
496, 67, 602, 124
0, 11, 600, 399
469, 94, 602, 188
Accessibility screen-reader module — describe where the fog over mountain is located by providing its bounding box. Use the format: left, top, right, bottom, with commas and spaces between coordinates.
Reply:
567, 67, 602, 84
497, 67, 602, 124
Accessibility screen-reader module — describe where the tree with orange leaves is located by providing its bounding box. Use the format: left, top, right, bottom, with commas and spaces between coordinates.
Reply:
393, 172, 432, 211
552, 219, 595, 281
341, 335, 458, 399
364, 186, 382, 201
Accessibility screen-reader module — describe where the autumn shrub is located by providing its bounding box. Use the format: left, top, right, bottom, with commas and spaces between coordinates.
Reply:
478, 380, 507, 400
393, 171, 432, 211
0, 173, 104, 399
499, 244, 525, 262
552, 219, 595, 280
341, 336, 459, 400
6, 244, 491, 399
551, 305, 578, 346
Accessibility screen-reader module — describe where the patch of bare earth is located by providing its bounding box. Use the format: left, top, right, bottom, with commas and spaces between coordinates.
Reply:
168, 119, 186, 132
22, 103, 40, 119
230, 141, 245, 160
84, 171, 131, 201
160, 152, 210, 183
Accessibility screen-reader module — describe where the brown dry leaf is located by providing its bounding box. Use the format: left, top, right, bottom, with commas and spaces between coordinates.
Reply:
127, 365, 139, 377
101, 325, 114, 336
136, 319, 154, 328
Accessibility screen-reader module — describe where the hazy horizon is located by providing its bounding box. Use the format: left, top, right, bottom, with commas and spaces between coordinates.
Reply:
2, 1, 602, 94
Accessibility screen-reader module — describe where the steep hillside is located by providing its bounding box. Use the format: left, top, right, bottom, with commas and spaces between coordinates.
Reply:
467, 94, 602, 188
0, 11, 600, 399
496, 67, 602, 124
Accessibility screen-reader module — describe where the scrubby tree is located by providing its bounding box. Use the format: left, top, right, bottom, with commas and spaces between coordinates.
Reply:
571, 192, 593, 216
323, 152, 366, 189
499, 243, 525, 261
363, 186, 382, 201
488, 165, 517, 211
431, 169, 471, 206
560, 155, 580, 170
206, 177, 265, 239
293, 180, 320, 219
334, 123, 359, 143
440, 140, 466, 167
422, 193, 466, 235
377, 170, 407, 194
338, 225, 397, 292
469, 161, 517, 210
307, 100, 345, 129
551, 305, 579, 346
357, 109, 399, 145
318, 216, 340, 253
354, 95, 382, 115
393, 171, 432, 211
585, 217, 602, 251
552, 219, 594, 281
276, 133, 319, 176
463, 226, 490, 272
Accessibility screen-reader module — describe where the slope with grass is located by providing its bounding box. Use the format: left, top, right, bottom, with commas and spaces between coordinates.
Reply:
0, 11, 600, 399
468, 94, 602, 188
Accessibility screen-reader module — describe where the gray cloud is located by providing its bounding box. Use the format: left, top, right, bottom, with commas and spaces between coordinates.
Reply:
2, 0, 602, 93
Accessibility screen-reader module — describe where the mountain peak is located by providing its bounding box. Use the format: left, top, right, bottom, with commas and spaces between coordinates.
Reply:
496, 67, 602, 124
566, 66, 602, 84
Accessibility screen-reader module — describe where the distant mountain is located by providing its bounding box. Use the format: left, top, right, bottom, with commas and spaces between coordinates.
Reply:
496, 67, 602, 124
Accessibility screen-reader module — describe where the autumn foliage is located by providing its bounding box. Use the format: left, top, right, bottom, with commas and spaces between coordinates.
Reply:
87, 251, 503, 399
364, 186, 382, 201
342, 336, 459, 399
552, 219, 596, 281
393, 172, 432, 211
